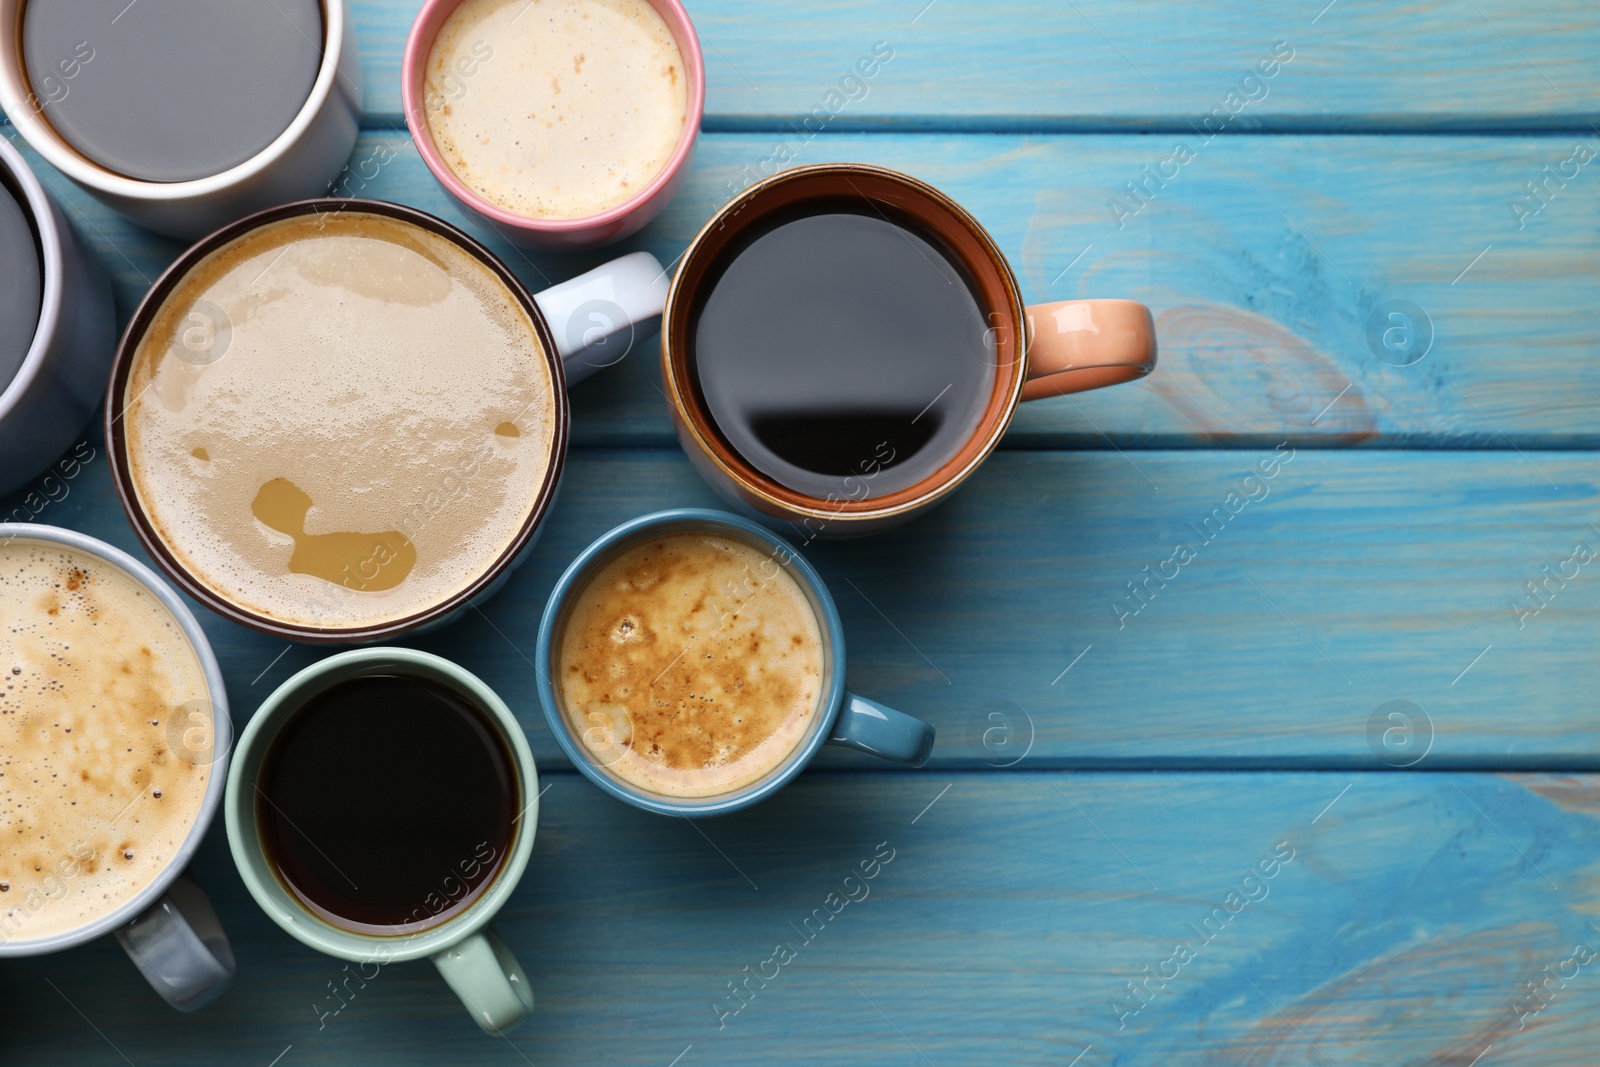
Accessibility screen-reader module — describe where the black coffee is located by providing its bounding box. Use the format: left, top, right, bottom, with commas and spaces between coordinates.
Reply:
23, 0, 322, 182
0, 179, 40, 390
257, 675, 518, 934
691, 207, 995, 500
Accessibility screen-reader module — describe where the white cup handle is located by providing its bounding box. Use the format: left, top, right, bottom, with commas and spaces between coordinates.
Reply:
531, 251, 670, 387
114, 876, 236, 1012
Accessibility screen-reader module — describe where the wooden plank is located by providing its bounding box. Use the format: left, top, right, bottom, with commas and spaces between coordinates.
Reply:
340, 0, 1600, 128
5, 130, 1599, 450
10, 446, 1600, 768
3, 772, 1597, 1065
3, 3, 1588, 130
0, 7, 1588, 1067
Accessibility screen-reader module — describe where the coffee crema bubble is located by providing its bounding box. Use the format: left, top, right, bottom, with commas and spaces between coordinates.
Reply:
0, 540, 211, 944
557, 532, 824, 798
123, 212, 556, 631
426, 0, 689, 219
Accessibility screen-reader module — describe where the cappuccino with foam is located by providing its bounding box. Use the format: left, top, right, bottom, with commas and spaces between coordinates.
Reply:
0, 539, 212, 944
557, 532, 824, 798
122, 211, 556, 632
425, 0, 689, 219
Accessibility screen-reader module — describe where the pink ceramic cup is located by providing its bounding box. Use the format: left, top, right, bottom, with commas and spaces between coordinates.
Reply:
402, 0, 705, 251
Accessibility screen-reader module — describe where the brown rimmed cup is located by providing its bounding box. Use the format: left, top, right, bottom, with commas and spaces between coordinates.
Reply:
661, 163, 1157, 538
104, 198, 668, 644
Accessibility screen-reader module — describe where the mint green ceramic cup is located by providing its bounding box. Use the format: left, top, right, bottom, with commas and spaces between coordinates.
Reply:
224, 648, 538, 1034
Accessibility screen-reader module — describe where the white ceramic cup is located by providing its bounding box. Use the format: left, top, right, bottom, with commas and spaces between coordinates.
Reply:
0, 0, 363, 239
0, 135, 115, 500
0, 524, 236, 1012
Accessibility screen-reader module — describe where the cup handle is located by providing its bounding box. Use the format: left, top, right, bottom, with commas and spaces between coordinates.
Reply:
827, 692, 936, 766
1020, 299, 1157, 401
532, 251, 670, 387
432, 926, 534, 1035
113, 876, 236, 1012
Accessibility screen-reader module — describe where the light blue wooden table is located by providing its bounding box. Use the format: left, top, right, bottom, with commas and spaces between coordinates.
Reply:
5, 2, 1600, 1063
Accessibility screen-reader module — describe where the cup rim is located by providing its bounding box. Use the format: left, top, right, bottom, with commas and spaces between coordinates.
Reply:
0, 523, 232, 957
659, 163, 1030, 524
224, 647, 538, 962
0, 135, 64, 429
400, 0, 706, 237
0, 0, 350, 200
535, 508, 849, 817
101, 196, 572, 643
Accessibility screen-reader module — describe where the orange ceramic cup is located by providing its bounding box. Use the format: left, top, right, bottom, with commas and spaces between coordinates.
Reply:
660, 163, 1157, 538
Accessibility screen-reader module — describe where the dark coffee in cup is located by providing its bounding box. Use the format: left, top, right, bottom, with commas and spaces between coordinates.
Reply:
21, 0, 323, 182
691, 206, 995, 500
661, 164, 1156, 536
256, 674, 517, 935
0, 177, 40, 390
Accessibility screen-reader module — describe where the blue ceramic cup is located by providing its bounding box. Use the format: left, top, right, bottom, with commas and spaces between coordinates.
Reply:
537, 509, 935, 816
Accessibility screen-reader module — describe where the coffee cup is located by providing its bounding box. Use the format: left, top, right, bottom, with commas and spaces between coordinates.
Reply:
227, 647, 539, 1035
0, 524, 236, 1012
660, 162, 1158, 537
402, 0, 704, 249
537, 508, 936, 816
0, 0, 363, 239
0, 135, 115, 499
104, 197, 668, 643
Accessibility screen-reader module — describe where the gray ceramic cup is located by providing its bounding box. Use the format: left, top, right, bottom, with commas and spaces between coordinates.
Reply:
0, 136, 115, 500
0, 0, 362, 239
0, 525, 236, 1011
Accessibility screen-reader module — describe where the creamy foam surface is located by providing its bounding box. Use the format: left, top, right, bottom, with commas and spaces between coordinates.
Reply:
558, 532, 824, 798
427, 0, 689, 219
0, 539, 212, 944
124, 212, 556, 631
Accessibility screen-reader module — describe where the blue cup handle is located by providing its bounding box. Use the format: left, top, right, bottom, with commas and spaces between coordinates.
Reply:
827, 692, 936, 766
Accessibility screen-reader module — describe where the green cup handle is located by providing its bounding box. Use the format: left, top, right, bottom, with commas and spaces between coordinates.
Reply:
431, 927, 533, 1034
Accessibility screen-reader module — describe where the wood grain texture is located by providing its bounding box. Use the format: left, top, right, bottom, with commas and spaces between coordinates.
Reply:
10, 445, 1600, 768
343, 0, 1600, 128
0, 4, 1595, 1064
4, 129, 1598, 450
3, 772, 1597, 1066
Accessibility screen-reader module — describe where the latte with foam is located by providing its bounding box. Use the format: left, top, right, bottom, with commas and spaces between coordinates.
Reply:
0, 539, 212, 944
426, 0, 689, 219
122, 211, 556, 632
557, 532, 824, 798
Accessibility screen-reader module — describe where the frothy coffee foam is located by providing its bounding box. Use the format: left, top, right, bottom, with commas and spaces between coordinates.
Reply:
427, 0, 688, 219
124, 212, 556, 631
0, 539, 211, 944
558, 532, 823, 798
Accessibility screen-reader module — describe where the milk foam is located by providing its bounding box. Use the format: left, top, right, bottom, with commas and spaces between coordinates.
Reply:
123, 212, 556, 631
0, 539, 211, 944
558, 533, 824, 798
427, 0, 689, 219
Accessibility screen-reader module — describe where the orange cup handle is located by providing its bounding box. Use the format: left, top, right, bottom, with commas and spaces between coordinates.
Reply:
1020, 299, 1157, 402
